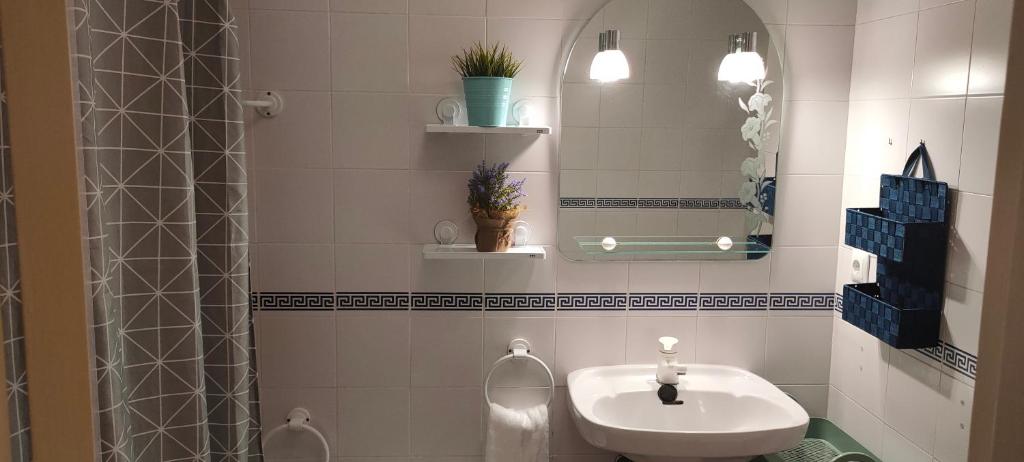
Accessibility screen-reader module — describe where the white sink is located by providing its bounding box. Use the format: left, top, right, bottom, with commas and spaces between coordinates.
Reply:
566, 364, 809, 462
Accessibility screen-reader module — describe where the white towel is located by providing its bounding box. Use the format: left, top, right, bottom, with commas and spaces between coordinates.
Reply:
485, 402, 549, 462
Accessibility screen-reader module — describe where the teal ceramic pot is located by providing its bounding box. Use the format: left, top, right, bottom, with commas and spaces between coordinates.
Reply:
462, 77, 513, 127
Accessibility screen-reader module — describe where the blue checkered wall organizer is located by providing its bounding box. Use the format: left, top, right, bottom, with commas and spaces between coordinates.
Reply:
842, 143, 949, 349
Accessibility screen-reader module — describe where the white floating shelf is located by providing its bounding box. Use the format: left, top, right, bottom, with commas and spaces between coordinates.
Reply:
425, 124, 552, 135
422, 244, 547, 260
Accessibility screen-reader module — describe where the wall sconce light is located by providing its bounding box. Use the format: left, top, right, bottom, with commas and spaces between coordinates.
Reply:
590, 29, 630, 83
717, 32, 765, 84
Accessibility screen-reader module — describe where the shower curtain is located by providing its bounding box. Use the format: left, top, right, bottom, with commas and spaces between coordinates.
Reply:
69, 0, 262, 460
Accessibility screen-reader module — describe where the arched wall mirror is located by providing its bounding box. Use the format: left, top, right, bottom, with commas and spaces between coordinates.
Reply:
557, 0, 785, 261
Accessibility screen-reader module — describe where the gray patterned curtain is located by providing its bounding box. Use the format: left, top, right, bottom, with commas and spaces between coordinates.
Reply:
69, 1, 262, 461
0, 35, 32, 462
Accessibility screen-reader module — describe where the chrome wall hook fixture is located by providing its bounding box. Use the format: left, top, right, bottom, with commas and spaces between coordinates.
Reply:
243, 90, 284, 118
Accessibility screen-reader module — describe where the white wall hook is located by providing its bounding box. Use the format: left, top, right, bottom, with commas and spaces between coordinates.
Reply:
243, 90, 284, 118
263, 406, 330, 462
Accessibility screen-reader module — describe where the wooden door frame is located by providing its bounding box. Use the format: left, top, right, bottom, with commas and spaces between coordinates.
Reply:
0, 1, 98, 462
969, 0, 1024, 459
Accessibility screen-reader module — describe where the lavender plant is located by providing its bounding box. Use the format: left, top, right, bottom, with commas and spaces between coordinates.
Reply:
467, 161, 526, 217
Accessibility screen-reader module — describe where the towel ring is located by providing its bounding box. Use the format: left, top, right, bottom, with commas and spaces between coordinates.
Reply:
484, 338, 555, 407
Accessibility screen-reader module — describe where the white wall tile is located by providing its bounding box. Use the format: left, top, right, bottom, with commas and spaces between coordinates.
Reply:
884, 350, 942, 452
411, 313, 483, 386
959, 96, 1003, 195
551, 388, 612, 456
642, 84, 686, 127
695, 316, 768, 375
250, 10, 331, 91
411, 248, 484, 293
772, 175, 844, 246
487, 19, 565, 98
968, 0, 1013, 95
338, 313, 411, 387
486, 0, 561, 19
849, 13, 918, 100
597, 128, 641, 170
561, 128, 599, 170
699, 256, 771, 293
332, 0, 407, 13
603, 0, 650, 39
627, 262, 700, 293
626, 316, 697, 364
881, 425, 932, 462
253, 91, 332, 169
780, 101, 850, 175
410, 170, 476, 245
257, 244, 335, 292
255, 169, 334, 243
829, 320, 889, 417
905, 97, 966, 187
744, 0, 789, 25
948, 192, 992, 292
337, 388, 411, 456
251, 0, 328, 10
784, 26, 855, 101
856, 0, 919, 24
335, 244, 411, 293
334, 170, 411, 243
643, 40, 688, 85
410, 388, 483, 456
331, 14, 409, 91
409, 0, 485, 16
941, 283, 983, 357
561, 84, 601, 127
556, 257, 629, 293
484, 248, 557, 293
933, 374, 975, 462
484, 100, 559, 172
409, 16, 485, 94
333, 93, 410, 169
912, 1, 975, 97
554, 317, 626, 385
766, 316, 833, 384
769, 247, 840, 293
599, 84, 644, 127
842, 99, 911, 177
261, 387, 338, 460
257, 311, 337, 387
786, 0, 857, 25
826, 387, 885, 455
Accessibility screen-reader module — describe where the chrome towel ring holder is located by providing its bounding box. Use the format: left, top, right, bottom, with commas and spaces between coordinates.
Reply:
484, 338, 555, 407
262, 407, 330, 462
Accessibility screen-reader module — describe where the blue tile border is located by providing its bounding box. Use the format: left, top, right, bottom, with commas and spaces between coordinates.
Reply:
337, 292, 410, 309
251, 292, 335, 310
628, 293, 699, 310
560, 197, 747, 210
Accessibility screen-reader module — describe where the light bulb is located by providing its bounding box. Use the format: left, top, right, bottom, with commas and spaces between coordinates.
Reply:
601, 237, 617, 251
717, 51, 765, 84
590, 50, 630, 83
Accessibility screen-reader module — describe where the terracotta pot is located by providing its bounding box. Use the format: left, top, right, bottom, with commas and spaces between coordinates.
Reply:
471, 207, 524, 252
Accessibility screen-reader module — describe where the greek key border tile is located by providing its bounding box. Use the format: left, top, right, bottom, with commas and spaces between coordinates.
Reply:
485, 293, 557, 311
557, 293, 628, 310
410, 293, 484, 310
699, 293, 769, 310
559, 197, 747, 210
769, 293, 836, 311
336, 292, 410, 310
628, 293, 699, 310
252, 292, 334, 311
918, 340, 977, 380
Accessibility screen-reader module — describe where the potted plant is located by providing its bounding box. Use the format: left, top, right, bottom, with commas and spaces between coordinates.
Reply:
452, 42, 523, 127
467, 161, 526, 252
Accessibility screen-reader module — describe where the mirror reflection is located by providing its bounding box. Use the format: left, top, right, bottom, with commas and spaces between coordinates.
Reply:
558, 0, 784, 261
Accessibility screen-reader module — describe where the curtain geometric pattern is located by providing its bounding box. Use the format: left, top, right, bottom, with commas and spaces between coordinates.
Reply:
0, 36, 31, 462
68, 0, 261, 460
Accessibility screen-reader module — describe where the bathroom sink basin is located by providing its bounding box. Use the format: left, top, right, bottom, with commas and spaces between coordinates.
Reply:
566, 364, 809, 462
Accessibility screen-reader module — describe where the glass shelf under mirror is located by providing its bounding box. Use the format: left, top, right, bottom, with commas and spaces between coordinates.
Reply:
571, 236, 771, 261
